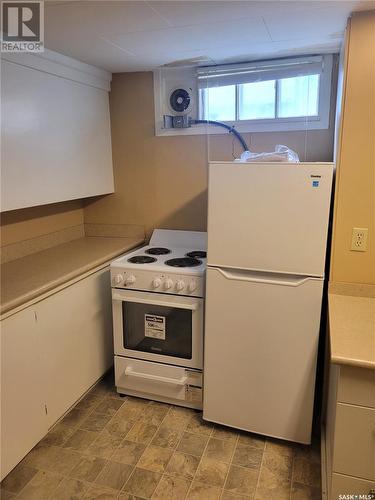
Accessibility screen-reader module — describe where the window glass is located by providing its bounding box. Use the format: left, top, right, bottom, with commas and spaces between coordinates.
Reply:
201, 85, 236, 121
239, 80, 276, 120
278, 74, 320, 118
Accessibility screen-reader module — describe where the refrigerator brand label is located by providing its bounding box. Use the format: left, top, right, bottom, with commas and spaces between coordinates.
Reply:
145, 314, 166, 340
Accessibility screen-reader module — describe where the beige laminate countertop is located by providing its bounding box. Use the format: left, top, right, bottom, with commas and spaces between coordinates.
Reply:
329, 292, 375, 370
1, 236, 144, 316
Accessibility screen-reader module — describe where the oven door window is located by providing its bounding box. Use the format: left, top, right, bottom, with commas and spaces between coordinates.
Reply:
122, 302, 192, 359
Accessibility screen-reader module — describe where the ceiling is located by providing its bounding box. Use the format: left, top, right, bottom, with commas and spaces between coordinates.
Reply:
44, 0, 375, 73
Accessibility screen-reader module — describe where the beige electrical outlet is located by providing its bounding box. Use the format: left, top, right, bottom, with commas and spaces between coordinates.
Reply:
350, 228, 368, 252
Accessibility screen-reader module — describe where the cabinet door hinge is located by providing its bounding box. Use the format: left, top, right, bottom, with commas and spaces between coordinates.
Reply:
44, 404, 48, 415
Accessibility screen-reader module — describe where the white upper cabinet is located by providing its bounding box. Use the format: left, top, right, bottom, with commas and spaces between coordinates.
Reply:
1, 50, 114, 212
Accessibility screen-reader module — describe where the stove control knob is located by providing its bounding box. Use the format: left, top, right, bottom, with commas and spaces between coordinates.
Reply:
114, 274, 123, 285
164, 278, 173, 290
152, 278, 161, 288
176, 280, 185, 291
125, 275, 136, 286
188, 280, 197, 293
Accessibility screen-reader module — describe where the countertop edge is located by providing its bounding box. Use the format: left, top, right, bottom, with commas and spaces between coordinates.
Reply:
1, 237, 144, 317
331, 355, 375, 370
328, 291, 375, 371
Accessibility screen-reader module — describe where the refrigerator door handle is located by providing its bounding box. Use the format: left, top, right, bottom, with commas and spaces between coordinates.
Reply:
215, 268, 320, 287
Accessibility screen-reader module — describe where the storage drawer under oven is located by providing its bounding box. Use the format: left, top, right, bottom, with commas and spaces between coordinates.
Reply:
115, 356, 202, 405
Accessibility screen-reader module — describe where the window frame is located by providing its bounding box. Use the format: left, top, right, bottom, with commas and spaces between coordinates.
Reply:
197, 54, 333, 133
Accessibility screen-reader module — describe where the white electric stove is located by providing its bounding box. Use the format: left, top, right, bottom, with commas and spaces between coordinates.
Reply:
110, 229, 207, 409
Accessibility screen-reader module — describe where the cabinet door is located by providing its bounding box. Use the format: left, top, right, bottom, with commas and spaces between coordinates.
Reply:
1, 307, 47, 479
334, 403, 375, 481
36, 268, 113, 427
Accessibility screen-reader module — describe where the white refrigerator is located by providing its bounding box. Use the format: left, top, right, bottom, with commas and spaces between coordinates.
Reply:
203, 161, 334, 444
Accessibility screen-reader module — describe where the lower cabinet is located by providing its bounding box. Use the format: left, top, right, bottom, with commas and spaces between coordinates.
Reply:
325, 364, 375, 499
0, 267, 113, 479
1, 307, 47, 480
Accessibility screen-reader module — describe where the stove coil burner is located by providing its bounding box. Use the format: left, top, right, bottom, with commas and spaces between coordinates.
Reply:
186, 251, 207, 259
145, 247, 171, 255
127, 255, 157, 264
165, 257, 202, 268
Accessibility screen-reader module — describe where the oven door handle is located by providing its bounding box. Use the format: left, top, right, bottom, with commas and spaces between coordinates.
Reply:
112, 293, 199, 311
125, 367, 188, 386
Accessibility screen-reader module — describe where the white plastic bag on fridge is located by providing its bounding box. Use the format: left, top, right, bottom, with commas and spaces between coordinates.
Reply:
239, 145, 300, 163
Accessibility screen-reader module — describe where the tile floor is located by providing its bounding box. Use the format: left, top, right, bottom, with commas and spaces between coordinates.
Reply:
1, 373, 322, 499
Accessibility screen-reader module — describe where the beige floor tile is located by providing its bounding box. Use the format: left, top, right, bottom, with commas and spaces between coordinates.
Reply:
83, 484, 120, 499
126, 421, 159, 445
122, 396, 150, 411
294, 442, 321, 465
292, 458, 321, 487
111, 440, 146, 466
95, 461, 134, 490
143, 402, 170, 426
61, 408, 91, 427
186, 480, 222, 500
105, 414, 134, 438
23, 444, 82, 475
256, 464, 291, 499
195, 457, 229, 487
237, 433, 265, 450
21, 443, 50, 469
165, 451, 200, 480
265, 438, 297, 458
152, 474, 191, 499
123, 467, 162, 498
161, 413, 190, 432
211, 425, 238, 443
116, 404, 143, 424
177, 432, 209, 457
169, 406, 195, 421
204, 437, 235, 463
69, 455, 108, 482
95, 398, 125, 416
63, 429, 99, 452
232, 444, 263, 470
0, 464, 38, 494
118, 493, 144, 500
17, 470, 63, 500
0, 489, 17, 499
85, 429, 123, 459
52, 477, 89, 499
186, 412, 213, 436
255, 483, 290, 500
291, 481, 321, 499
221, 491, 251, 499
224, 465, 259, 496
40, 422, 75, 447
80, 412, 113, 432
75, 393, 102, 412
262, 450, 293, 480
137, 445, 173, 473
151, 425, 183, 449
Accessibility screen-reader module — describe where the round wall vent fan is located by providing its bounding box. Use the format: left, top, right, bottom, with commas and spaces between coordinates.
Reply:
169, 87, 192, 114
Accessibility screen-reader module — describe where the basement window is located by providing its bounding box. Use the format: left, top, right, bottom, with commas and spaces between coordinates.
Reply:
197, 54, 333, 132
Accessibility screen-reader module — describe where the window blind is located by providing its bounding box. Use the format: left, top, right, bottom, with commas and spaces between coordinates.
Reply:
196, 55, 324, 89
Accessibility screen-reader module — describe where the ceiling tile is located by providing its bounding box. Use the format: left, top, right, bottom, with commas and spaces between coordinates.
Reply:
43, 0, 373, 72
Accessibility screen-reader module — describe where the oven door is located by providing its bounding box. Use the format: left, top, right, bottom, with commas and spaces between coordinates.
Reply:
112, 289, 203, 369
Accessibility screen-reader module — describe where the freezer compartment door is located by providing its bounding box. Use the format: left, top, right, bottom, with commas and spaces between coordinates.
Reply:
207, 162, 333, 276
203, 267, 324, 444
